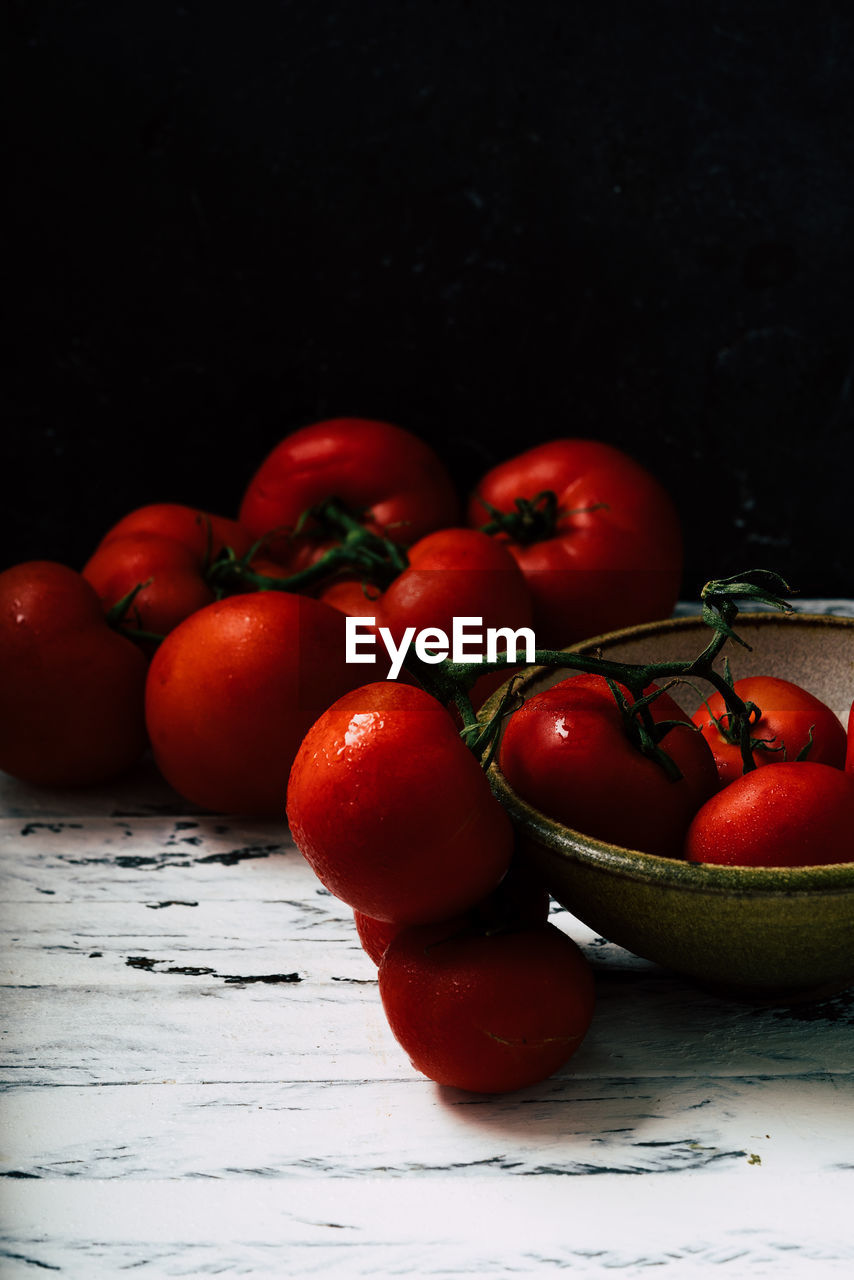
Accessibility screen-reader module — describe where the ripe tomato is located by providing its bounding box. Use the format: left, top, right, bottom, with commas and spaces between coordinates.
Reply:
378, 920, 595, 1093
0, 562, 148, 785
354, 856, 551, 965
83, 504, 254, 641
239, 419, 460, 565
354, 912, 401, 966
287, 682, 514, 924
685, 762, 854, 867
499, 674, 718, 857
846, 700, 854, 773
691, 675, 847, 787
321, 527, 533, 702
467, 439, 682, 646
324, 527, 531, 638
96, 503, 252, 560
145, 592, 367, 815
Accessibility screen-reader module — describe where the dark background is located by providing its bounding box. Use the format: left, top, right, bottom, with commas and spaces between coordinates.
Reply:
5, 0, 853, 599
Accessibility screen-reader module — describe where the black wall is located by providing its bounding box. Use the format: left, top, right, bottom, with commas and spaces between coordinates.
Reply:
5, 1, 853, 599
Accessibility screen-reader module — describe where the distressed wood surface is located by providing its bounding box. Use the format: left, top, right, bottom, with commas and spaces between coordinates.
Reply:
1, 600, 853, 1276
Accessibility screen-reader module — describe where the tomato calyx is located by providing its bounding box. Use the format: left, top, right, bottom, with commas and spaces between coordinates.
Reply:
105, 578, 168, 646
476, 490, 608, 546
208, 497, 409, 598
793, 725, 817, 762
702, 690, 818, 766
602, 678, 692, 781
477, 490, 560, 544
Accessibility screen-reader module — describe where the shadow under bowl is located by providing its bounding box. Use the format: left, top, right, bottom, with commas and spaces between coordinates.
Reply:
481, 613, 854, 1002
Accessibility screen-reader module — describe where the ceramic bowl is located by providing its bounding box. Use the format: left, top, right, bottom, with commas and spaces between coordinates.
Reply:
481, 612, 854, 1002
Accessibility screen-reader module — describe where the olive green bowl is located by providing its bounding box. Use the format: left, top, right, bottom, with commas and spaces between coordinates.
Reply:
481, 613, 854, 1002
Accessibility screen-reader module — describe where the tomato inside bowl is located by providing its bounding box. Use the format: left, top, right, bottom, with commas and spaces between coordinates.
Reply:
481, 613, 854, 1001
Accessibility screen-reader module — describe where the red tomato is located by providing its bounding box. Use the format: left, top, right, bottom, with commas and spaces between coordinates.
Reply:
287, 682, 514, 924
846, 700, 854, 773
360, 528, 531, 641
354, 856, 551, 965
96, 503, 252, 560
84, 535, 216, 642
354, 912, 401, 966
83, 504, 254, 641
685, 762, 854, 867
691, 675, 847, 787
378, 920, 595, 1093
499, 674, 718, 857
467, 439, 683, 646
145, 592, 367, 815
321, 527, 533, 703
0, 562, 148, 785
239, 419, 460, 564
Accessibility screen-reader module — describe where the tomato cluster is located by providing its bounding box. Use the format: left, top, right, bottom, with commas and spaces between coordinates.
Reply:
683, 676, 853, 867
499, 667, 853, 869
2, 418, 681, 800
3, 417, 852, 1095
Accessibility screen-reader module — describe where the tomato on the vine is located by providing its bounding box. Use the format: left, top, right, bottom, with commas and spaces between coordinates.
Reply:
323, 527, 531, 638
685, 761, 854, 867
378, 919, 595, 1093
468, 439, 682, 646
691, 675, 847, 787
321, 527, 533, 704
0, 562, 148, 785
354, 912, 401, 966
499, 674, 718, 857
145, 591, 367, 815
287, 681, 514, 924
96, 503, 252, 559
83, 503, 253, 642
239, 419, 460, 565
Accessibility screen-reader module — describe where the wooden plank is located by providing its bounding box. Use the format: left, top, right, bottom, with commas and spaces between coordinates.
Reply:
1, 1175, 852, 1277
0, 816, 299, 903
1, 1074, 851, 1181
3, 948, 852, 1086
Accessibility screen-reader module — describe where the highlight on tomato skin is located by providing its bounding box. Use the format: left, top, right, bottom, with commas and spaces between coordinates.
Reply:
684, 762, 854, 868
378, 919, 595, 1094
287, 681, 514, 926
691, 675, 847, 788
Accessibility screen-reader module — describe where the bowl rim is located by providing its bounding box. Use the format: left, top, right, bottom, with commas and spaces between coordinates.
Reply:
480, 610, 854, 891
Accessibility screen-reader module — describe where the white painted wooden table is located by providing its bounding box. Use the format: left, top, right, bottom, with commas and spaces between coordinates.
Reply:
2, 603, 853, 1278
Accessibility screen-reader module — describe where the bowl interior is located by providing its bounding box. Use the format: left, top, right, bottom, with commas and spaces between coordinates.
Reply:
481, 612, 854, 997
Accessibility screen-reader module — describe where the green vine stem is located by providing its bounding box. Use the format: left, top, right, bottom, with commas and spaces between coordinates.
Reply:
207, 497, 410, 598
408, 569, 796, 781
104, 578, 167, 646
